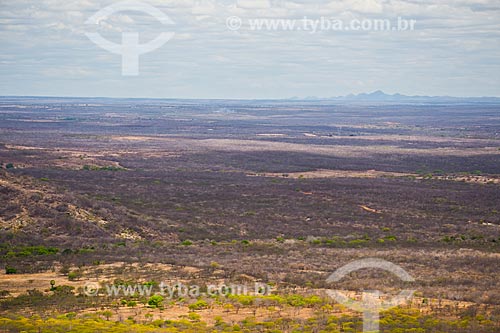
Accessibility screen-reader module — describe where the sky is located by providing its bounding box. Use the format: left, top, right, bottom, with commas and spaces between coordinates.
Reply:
1, 0, 500, 99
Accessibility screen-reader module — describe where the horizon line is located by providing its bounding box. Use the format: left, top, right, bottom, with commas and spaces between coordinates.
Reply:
1, 92, 500, 101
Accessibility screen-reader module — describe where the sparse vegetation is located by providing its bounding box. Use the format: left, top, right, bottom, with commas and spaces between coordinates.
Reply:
0, 99, 498, 331
82, 165, 125, 172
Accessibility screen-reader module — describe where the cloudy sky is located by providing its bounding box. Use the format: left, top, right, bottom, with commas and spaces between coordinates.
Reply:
1, 0, 499, 99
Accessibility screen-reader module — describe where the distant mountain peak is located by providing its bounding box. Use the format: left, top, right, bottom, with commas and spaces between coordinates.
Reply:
351, 90, 395, 101
289, 91, 500, 103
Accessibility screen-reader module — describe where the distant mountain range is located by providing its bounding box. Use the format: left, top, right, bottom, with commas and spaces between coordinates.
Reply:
291, 91, 500, 103
2, 92, 500, 103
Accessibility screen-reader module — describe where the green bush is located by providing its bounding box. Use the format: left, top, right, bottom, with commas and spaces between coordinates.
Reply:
12, 245, 59, 257
147, 295, 164, 308
5, 266, 17, 274
188, 299, 209, 311
67, 271, 81, 281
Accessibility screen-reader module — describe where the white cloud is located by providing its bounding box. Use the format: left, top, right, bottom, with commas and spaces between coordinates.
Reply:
326, 0, 384, 14
192, 1, 217, 15
237, 0, 272, 10
0, 0, 499, 98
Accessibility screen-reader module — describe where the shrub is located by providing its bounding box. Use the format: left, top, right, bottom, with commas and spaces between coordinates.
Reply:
187, 312, 201, 321
68, 271, 82, 281
442, 236, 453, 243
14, 246, 59, 257
147, 295, 164, 308
101, 310, 113, 321
5, 266, 17, 274
59, 265, 70, 276
349, 239, 368, 246
83, 165, 125, 171
188, 299, 209, 311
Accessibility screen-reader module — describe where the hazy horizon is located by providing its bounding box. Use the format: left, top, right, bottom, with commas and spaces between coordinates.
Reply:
2, 90, 500, 101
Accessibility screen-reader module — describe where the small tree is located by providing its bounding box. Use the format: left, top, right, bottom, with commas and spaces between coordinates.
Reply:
147, 295, 164, 308
101, 310, 113, 321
